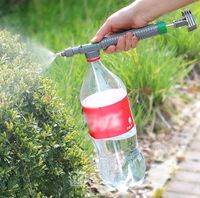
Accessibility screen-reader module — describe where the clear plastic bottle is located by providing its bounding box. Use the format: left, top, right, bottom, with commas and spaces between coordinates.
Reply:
80, 55, 146, 191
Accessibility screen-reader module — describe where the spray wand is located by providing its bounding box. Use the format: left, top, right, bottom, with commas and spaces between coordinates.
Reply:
56, 10, 197, 60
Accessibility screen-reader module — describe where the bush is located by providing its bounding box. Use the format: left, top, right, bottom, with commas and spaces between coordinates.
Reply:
0, 30, 91, 197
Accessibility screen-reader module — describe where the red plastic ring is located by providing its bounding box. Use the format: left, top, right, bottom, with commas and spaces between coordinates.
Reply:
87, 56, 100, 62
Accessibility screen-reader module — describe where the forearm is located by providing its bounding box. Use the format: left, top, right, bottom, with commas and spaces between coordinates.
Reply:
131, 0, 198, 22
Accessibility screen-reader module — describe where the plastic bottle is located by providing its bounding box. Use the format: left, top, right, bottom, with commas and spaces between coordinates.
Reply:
80, 55, 146, 191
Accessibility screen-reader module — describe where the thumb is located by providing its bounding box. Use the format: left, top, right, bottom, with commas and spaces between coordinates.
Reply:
91, 20, 112, 43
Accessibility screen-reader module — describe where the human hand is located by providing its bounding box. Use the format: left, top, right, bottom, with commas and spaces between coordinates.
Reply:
91, 3, 148, 54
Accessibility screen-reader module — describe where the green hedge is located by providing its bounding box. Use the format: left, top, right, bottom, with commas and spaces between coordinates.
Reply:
0, 30, 91, 197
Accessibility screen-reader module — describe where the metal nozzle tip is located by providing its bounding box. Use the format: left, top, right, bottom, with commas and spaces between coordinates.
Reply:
55, 48, 74, 58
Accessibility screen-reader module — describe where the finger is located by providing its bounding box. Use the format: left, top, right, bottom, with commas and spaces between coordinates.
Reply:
91, 20, 112, 43
131, 36, 139, 48
125, 32, 132, 51
104, 45, 116, 54
116, 36, 126, 52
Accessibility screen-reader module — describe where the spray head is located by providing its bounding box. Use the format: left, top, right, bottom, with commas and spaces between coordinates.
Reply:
170, 10, 197, 31
56, 10, 197, 60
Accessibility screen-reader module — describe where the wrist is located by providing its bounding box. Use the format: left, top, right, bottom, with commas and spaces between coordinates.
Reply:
127, 1, 149, 27
130, 0, 157, 25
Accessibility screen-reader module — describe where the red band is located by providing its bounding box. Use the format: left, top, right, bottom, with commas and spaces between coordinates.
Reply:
82, 96, 134, 139
87, 56, 100, 62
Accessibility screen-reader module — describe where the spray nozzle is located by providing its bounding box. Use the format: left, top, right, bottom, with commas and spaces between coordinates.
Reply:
56, 10, 197, 60
170, 10, 197, 31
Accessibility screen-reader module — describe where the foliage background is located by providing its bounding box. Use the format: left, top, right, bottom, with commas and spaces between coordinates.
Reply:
0, 0, 200, 196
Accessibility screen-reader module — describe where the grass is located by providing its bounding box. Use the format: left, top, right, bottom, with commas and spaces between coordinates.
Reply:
0, 0, 200, 153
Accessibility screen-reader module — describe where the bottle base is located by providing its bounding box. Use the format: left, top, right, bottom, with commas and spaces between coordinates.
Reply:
103, 176, 145, 192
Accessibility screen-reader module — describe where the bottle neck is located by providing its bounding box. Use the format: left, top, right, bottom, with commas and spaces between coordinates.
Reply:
87, 56, 100, 63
